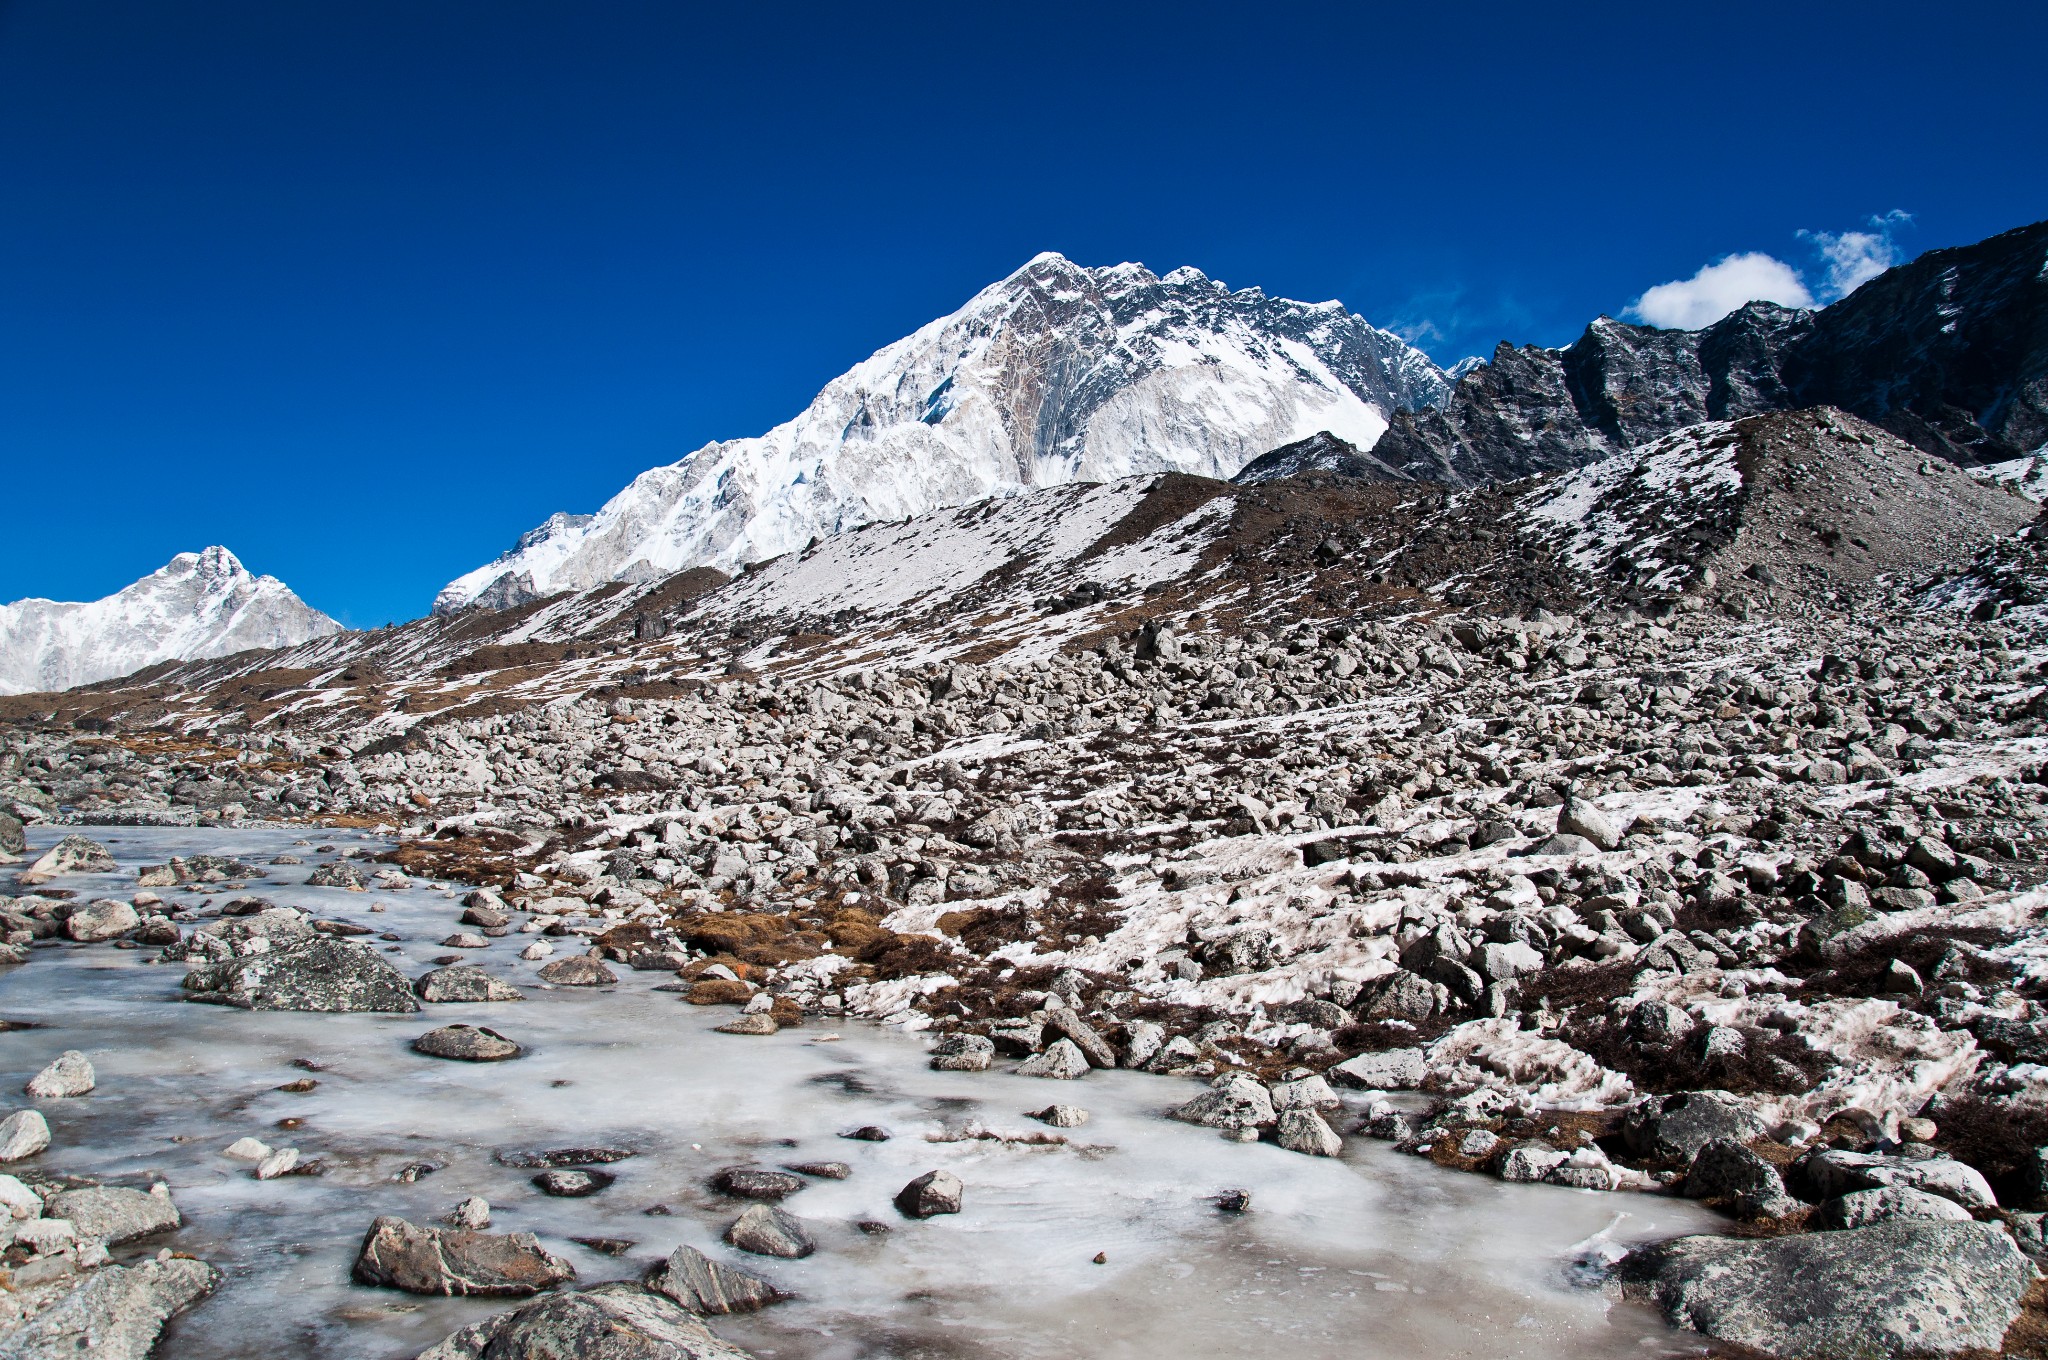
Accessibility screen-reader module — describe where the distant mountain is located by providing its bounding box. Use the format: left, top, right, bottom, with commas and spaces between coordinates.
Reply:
1371, 218, 2048, 484
0, 547, 341, 695
434, 251, 1450, 613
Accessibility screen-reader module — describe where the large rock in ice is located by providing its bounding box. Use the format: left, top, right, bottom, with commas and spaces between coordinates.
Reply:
1621, 1220, 2034, 1358
416, 1282, 757, 1360
353, 1216, 575, 1296
0, 1257, 220, 1360
181, 936, 420, 1013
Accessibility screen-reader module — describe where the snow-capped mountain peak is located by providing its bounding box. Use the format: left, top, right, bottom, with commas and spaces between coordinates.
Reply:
434, 253, 1450, 613
0, 547, 342, 695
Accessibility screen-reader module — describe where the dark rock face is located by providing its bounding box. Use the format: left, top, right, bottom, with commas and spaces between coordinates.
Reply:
1622, 1090, 1767, 1163
414, 1282, 757, 1360
893, 1169, 964, 1219
352, 1216, 575, 1297
181, 936, 421, 1012
711, 1167, 807, 1201
1621, 1221, 2035, 1358
1366, 219, 2048, 483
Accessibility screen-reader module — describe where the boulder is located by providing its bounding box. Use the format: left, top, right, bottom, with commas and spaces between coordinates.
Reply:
893, 1170, 963, 1219
1275, 1108, 1343, 1156
533, 1169, 614, 1197
26, 836, 117, 878
26, 1050, 95, 1099
0, 1108, 52, 1161
1029, 1105, 1090, 1128
715, 1014, 779, 1035
415, 1282, 758, 1360
1621, 1221, 2035, 1358
0, 1257, 220, 1360
1166, 1073, 1275, 1130
414, 965, 524, 1003
44, 1185, 181, 1245
1815, 1186, 1974, 1229
1015, 1038, 1089, 1079
1497, 1142, 1570, 1182
724, 1205, 814, 1259
181, 936, 421, 1012
1792, 1148, 1997, 1210
413, 1025, 522, 1062
1622, 1090, 1767, 1162
537, 955, 618, 986
64, 900, 138, 943
1044, 1007, 1118, 1068
1557, 795, 1624, 851
645, 1244, 784, 1316
712, 1168, 807, 1201
1684, 1139, 1794, 1217
353, 1215, 576, 1296
0, 810, 23, 856
1329, 1047, 1426, 1090
928, 1033, 994, 1072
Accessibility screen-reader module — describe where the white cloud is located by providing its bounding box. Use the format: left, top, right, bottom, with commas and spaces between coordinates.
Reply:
1626, 252, 1815, 330
1801, 209, 1913, 301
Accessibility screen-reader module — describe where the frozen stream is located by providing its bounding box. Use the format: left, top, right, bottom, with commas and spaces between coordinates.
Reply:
2, 826, 1723, 1359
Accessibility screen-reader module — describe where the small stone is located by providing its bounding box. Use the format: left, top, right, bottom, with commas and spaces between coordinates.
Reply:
1214, 1189, 1253, 1212
0, 1108, 52, 1161
520, 940, 554, 961
413, 1024, 523, 1062
894, 1169, 964, 1218
785, 1161, 851, 1179
441, 932, 491, 949
64, 900, 139, 943
713, 1167, 808, 1200
1899, 1117, 1938, 1143
725, 1204, 815, 1258
255, 1147, 301, 1179
839, 1125, 891, 1142
534, 1169, 615, 1197
1029, 1104, 1090, 1128
451, 1197, 491, 1229
224, 1136, 272, 1161
929, 1032, 995, 1071
414, 964, 525, 1003
716, 1013, 780, 1035
26, 1050, 95, 1099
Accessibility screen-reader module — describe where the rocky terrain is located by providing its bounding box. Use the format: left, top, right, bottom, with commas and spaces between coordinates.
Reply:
8, 400, 2048, 1354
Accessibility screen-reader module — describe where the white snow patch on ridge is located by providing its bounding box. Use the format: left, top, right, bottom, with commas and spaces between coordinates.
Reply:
0, 547, 340, 695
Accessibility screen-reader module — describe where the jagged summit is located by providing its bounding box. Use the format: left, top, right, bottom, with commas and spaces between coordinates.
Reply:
0, 547, 340, 695
433, 253, 1450, 614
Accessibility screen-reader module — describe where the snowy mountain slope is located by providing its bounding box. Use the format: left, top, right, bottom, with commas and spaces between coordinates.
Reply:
435, 252, 1447, 614
0, 547, 342, 695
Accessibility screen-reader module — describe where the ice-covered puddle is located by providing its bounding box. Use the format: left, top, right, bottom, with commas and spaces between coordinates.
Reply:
2, 827, 1724, 1359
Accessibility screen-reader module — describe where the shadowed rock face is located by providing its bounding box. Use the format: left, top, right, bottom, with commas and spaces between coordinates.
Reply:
1373, 219, 2048, 484
1621, 1220, 2036, 1359
180, 935, 421, 1013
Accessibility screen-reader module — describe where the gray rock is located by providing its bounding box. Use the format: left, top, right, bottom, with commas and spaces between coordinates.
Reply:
26, 836, 117, 878
537, 955, 618, 986
1329, 1047, 1426, 1089
0, 1108, 51, 1161
413, 1025, 522, 1062
414, 965, 524, 1003
1275, 1108, 1343, 1156
1794, 1147, 1997, 1210
64, 900, 138, 943
1622, 1090, 1768, 1162
928, 1033, 994, 1072
1166, 1072, 1275, 1130
1015, 1038, 1090, 1079
181, 936, 421, 1012
1029, 1104, 1089, 1127
0, 810, 23, 856
1557, 795, 1624, 851
724, 1205, 813, 1258
1814, 1186, 1975, 1229
353, 1215, 576, 1296
711, 1168, 807, 1201
25, 1050, 95, 1099
0, 1257, 220, 1360
645, 1243, 784, 1316
1622, 1221, 2035, 1358
1043, 1007, 1118, 1068
1684, 1139, 1791, 1217
894, 1169, 964, 1218
43, 1185, 180, 1245
1497, 1142, 1570, 1182
534, 1169, 614, 1197
416, 1282, 758, 1360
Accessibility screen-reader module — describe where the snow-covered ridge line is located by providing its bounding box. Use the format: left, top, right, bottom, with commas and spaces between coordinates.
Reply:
0, 547, 341, 696
434, 251, 1448, 614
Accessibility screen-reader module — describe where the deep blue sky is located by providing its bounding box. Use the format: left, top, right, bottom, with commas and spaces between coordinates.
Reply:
3, 0, 2043, 625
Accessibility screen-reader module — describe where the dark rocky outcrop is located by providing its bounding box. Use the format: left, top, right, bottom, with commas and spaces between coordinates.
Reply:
415, 1282, 757, 1360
